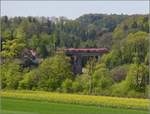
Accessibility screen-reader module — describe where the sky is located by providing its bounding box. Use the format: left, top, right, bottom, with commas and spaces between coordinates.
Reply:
1, 1, 149, 19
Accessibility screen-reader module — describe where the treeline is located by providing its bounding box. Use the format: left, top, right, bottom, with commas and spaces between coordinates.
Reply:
0, 14, 149, 98
1, 14, 127, 58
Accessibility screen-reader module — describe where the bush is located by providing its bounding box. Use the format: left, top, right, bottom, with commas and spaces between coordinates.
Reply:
71, 74, 90, 93
72, 81, 82, 93
19, 54, 73, 91
126, 63, 148, 92
111, 63, 149, 98
101, 50, 122, 69
19, 69, 39, 90
1, 61, 22, 89
92, 67, 113, 95
61, 79, 73, 93
110, 81, 129, 97
72, 74, 90, 94
95, 63, 106, 70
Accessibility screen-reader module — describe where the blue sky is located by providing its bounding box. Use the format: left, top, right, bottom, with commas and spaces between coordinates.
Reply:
1, 1, 149, 19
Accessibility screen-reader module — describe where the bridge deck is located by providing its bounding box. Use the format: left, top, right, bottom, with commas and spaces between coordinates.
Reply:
64, 48, 108, 56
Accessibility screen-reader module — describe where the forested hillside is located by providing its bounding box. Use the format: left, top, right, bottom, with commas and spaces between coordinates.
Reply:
0, 14, 149, 98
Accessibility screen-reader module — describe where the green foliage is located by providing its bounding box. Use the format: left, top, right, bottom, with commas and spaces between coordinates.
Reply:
1, 61, 22, 89
101, 50, 122, 69
19, 69, 39, 90
29, 33, 56, 57
1, 39, 26, 58
92, 67, 113, 95
111, 63, 148, 97
123, 31, 148, 63
144, 53, 149, 65
72, 81, 82, 93
72, 74, 90, 93
61, 79, 73, 93
1, 28, 26, 58
126, 64, 148, 91
80, 40, 96, 48
111, 81, 128, 97
19, 54, 73, 91
113, 15, 148, 42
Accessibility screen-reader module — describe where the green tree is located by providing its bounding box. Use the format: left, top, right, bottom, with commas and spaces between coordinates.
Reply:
93, 67, 113, 95
19, 54, 73, 91
86, 57, 97, 94
33, 33, 57, 57
101, 50, 122, 69
19, 69, 39, 90
1, 27, 26, 59
126, 63, 148, 92
111, 63, 149, 97
1, 61, 22, 89
122, 31, 148, 63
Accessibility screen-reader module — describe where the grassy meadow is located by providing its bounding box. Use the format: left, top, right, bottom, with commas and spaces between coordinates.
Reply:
1, 90, 149, 114
1, 98, 149, 114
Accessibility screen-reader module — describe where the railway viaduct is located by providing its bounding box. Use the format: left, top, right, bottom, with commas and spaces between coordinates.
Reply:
64, 48, 109, 75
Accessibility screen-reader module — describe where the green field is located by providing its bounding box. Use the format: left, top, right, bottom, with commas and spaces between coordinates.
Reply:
1, 98, 149, 114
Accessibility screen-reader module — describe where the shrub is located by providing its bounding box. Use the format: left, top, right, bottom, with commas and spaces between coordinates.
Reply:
126, 63, 148, 92
111, 81, 129, 97
19, 69, 39, 90
111, 63, 149, 98
72, 81, 82, 93
1, 61, 22, 89
92, 67, 113, 95
72, 74, 90, 94
101, 50, 122, 69
19, 54, 73, 91
61, 79, 73, 93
